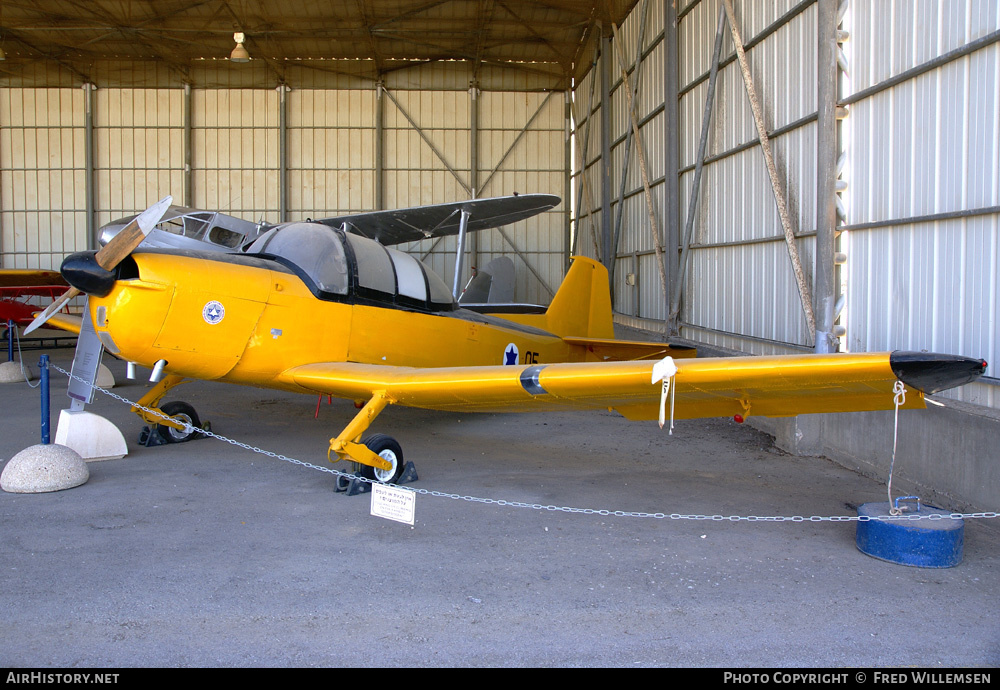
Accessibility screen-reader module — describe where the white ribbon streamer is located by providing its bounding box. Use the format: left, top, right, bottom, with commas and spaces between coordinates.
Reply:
652, 356, 678, 434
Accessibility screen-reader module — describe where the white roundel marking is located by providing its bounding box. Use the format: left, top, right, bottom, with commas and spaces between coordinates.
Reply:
503, 343, 519, 365
202, 300, 225, 325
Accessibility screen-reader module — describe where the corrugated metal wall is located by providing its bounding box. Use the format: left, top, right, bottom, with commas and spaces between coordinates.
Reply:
570, 64, 604, 266
467, 90, 566, 305
572, 0, 997, 410
571, 0, 820, 342
676, 0, 819, 352
572, 11, 670, 318
840, 0, 999, 406
383, 87, 567, 304
1, 73, 568, 304
611, 0, 671, 323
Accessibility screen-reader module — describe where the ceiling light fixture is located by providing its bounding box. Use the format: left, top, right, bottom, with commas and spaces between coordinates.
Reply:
230, 32, 250, 63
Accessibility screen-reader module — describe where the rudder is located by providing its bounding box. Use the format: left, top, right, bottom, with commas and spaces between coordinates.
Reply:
544, 256, 614, 339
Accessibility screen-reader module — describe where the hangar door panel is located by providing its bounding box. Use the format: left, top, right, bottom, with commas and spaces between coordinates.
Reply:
288, 89, 375, 218
0, 88, 87, 270
94, 88, 184, 232
191, 89, 280, 223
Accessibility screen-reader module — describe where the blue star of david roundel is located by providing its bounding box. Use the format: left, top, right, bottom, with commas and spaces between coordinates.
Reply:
202, 300, 225, 325
503, 343, 519, 365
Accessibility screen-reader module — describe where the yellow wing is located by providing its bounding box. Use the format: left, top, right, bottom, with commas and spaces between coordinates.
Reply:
0, 269, 66, 288
281, 351, 986, 421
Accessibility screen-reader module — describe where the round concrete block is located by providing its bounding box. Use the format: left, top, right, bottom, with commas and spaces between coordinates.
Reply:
1, 444, 89, 493
0, 360, 32, 383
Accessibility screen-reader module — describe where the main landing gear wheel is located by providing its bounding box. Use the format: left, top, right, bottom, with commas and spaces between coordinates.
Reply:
156, 401, 202, 443
360, 433, 405, 484
336, 434, 417, 495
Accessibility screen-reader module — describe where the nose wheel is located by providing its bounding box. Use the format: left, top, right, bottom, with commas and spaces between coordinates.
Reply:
156, 401, 204, 443
138, 400, 207, 446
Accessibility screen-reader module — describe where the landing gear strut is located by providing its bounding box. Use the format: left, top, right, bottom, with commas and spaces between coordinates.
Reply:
334, 433, 419, 496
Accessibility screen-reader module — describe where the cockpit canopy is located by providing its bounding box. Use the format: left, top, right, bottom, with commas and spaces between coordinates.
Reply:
245, 222, 456, 312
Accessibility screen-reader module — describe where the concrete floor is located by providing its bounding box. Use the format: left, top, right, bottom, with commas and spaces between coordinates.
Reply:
1, 348, 998, 667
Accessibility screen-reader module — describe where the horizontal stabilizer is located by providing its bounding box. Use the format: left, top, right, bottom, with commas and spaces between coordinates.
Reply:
560, 336, 696, 362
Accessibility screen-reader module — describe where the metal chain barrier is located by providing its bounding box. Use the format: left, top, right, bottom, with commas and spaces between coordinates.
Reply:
49, 363, 999, 524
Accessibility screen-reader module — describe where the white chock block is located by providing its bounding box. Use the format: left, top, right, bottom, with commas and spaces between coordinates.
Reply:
95, 363, 115, 388
54, 409, 128, 462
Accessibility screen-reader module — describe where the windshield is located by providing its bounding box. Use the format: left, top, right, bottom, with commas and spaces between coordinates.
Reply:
246, 221, 455, 310
246, 223, 349, 295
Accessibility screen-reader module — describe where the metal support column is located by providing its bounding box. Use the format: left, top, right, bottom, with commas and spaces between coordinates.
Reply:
663, 0, 681, 332
564, 90, 572, 272
183, 84, 192, 207
83, 83, 95, 250
571, 50, 601, 260
600, 31, 613, 276
375, 80, 384, 210
278, 83, 289, 222
815, 0, 839, 353
469, 81, 480, 279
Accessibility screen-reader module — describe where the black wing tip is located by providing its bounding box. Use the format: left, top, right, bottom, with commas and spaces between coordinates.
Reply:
890, 351, 988, 395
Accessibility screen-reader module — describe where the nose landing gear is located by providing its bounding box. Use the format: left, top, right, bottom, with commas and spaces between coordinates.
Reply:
154, 401, 204, 443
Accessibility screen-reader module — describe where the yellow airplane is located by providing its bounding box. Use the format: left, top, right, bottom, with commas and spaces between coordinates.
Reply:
27, 196, 987, 485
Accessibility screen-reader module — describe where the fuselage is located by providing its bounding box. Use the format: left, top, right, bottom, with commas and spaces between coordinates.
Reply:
88, 249, 591, 396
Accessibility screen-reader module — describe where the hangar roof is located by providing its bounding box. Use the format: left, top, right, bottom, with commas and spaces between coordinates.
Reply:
0, 0, 640, 90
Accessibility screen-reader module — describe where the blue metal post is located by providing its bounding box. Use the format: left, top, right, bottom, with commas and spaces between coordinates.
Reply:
40, 354, 50, 444
6, 319, 13, 362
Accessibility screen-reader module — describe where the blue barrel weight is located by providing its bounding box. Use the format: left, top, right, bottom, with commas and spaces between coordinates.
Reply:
856, 501, 964, 568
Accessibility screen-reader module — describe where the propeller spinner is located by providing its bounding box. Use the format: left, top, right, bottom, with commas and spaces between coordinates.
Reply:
24, 196, 173, 335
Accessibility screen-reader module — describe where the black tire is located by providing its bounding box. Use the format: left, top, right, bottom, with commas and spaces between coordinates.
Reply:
360, 433, 404, 484
156, 401, 202, 444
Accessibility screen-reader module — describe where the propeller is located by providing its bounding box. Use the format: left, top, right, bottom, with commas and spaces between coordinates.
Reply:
24, 196, 172, 335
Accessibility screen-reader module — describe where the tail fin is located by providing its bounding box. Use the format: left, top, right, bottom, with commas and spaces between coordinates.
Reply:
544, 256, 615, 339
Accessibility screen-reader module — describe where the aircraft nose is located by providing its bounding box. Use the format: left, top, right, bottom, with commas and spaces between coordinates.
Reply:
61, 251, 117, 297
